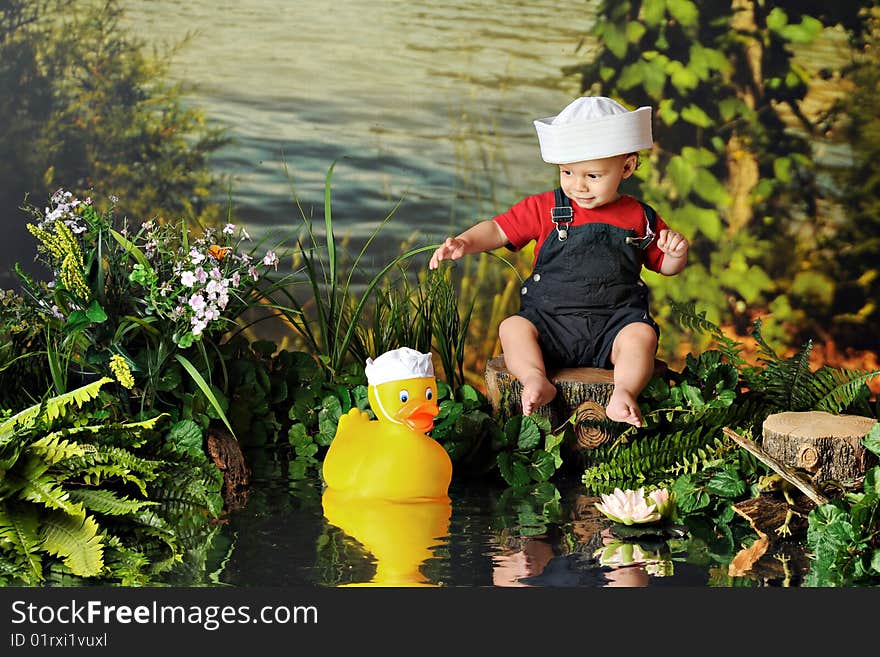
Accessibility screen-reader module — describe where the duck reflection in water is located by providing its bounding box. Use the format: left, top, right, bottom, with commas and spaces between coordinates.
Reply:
320, 348, 453, 586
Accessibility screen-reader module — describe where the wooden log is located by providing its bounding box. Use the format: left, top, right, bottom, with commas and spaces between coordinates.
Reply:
206, 422, 251, 513
762, 411, 878, 487
722, 427, 828, 506
484, 354, 665, 449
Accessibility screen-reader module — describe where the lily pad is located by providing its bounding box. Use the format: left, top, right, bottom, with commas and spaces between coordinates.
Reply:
610, 522, 689, 541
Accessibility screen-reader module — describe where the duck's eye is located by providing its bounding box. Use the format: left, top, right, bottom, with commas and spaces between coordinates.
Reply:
399, 390, 409, 403
425, 388, 433, 400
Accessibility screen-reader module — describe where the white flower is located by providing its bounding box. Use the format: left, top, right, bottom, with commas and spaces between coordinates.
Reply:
189, 247, 206, 264
180, 271, 196, 287
263, 250, 279, 269
188, 293, 206, 312
595, 487, 661, 525
223, 223, 235, 235
191, 318, 208, 336
648, 488, 675, 519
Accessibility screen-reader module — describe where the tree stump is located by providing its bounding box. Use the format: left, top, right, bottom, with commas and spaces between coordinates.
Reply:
484, 354, 666, 449
762, 411, 878, 487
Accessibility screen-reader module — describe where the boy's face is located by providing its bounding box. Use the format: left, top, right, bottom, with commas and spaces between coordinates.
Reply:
558, 154, 637, 210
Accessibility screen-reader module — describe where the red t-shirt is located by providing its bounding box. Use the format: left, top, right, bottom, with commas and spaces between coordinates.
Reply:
493, 192, 668, 272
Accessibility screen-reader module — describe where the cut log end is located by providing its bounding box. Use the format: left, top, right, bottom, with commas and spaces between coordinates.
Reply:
762, 411, 878, 487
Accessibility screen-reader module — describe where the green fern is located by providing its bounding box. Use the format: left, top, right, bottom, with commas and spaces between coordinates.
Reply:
6, 455, 85, 518
36, 414, 169, 451
41, 511, 104, 577
0, 503, 44, 583
0, 377, 112, 442
29, 434, 95, 465
68, 488, 157, 516
0, 376, 218, 584
669, 300, 747, 369
809, 366, 878, 415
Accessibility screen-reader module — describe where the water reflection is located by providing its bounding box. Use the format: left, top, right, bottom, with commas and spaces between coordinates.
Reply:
321, 489, 451, 587
196, 450, 761, 587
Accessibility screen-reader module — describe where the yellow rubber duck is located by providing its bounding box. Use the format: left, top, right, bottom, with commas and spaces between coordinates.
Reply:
321, 347, 453, 502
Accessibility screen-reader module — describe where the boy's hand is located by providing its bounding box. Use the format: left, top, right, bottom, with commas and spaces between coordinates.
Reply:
656, 229, 688, 258
429, 237, 467, 269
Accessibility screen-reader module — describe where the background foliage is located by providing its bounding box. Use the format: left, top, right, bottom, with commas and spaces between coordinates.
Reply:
566, 0, 875, 357
0, 0, 227, 289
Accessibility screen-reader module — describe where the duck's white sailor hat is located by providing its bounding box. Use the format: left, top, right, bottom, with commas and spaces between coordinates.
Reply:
365, 347, 435, 386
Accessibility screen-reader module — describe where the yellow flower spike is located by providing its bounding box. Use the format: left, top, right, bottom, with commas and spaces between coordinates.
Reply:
54, 220, 84, 268
109, 354, 135, 389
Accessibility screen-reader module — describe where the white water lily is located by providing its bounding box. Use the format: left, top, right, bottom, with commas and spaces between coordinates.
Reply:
594, 487, 661, 525
648, 488, 675, 520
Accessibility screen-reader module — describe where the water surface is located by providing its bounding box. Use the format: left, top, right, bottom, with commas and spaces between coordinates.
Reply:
117, 0, 594, 249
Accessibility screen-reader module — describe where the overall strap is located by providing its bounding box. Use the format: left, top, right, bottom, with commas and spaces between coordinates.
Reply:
551, 187, 572, 241
638, 201, 657, 234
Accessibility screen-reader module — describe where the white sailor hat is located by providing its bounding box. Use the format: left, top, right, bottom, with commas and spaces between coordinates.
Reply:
365, 347, 435, 386
533, 96, 653, 164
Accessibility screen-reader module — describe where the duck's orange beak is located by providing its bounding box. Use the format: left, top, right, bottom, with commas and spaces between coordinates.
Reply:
397, 400, 440, 434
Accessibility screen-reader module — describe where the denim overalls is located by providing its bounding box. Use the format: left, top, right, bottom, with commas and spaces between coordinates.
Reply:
515, 188, 660, 369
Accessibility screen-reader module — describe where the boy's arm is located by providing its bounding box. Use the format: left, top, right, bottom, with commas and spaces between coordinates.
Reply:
428, 220, 510, 269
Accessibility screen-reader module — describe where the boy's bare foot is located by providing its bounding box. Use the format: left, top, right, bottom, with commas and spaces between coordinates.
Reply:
521, 375, 557, 416
605, 388, 643, 427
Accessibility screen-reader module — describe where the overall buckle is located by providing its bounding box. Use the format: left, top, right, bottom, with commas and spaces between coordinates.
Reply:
551, 206, 573, 241
625, 219, 655, 249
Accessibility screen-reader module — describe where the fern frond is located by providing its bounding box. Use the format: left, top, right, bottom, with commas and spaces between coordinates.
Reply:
97, 445, 163, 478
750, 332, 815, 410
36, 414, 169, 450
7, 456, 85, 517
41, 511, 104, 577
77, 464, 149, 497
809, 366, 880, 414
0, 502, 44, 582
28, 434, 95, 465
0, 377, 112, 442
67, 488, 157, 516
669, 300, 747, 367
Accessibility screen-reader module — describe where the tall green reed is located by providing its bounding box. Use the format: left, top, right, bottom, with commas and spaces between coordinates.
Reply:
269, 161, 441, 378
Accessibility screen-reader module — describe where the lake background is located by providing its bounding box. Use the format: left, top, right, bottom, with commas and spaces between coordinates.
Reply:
116, 0, 595, 256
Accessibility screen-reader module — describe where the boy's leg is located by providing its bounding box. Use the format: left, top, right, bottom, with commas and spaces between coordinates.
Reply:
606, 322, 658, 427
498, 315, 557, 416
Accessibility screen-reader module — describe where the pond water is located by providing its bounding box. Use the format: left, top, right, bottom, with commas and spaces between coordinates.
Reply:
116, 0, 851, 259
185, 447, 798, 588
116, 0, 592, 253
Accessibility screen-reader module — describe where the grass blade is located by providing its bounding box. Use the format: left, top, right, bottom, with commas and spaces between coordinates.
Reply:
174, 354, 236, 438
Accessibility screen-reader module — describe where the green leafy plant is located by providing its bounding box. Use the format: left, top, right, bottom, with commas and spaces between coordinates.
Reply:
804, 423, 880, 586
0, 378, 223, 585
273, 161, 441, 379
